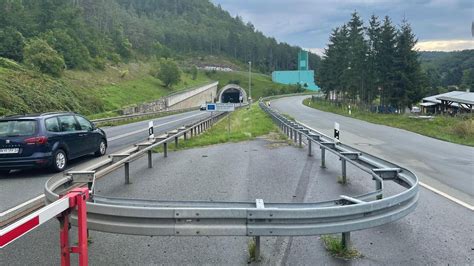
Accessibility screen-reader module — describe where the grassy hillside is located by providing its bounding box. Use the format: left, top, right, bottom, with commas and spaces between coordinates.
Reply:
0, 57, 212, 117
0, 53, 306, 119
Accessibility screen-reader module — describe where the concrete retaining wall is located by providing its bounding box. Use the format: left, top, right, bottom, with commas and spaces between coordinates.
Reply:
119, 82, 218, 115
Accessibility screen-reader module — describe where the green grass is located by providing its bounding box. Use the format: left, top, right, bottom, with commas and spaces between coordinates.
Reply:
91, 73, 211, 111
303, 98, 474, 146
320, 235, 362, 260
154, 103, 285, 152
247, 238, 258, 262
0, 58, 213, 118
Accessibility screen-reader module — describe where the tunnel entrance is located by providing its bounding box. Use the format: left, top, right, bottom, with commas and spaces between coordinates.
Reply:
218, 84, 247, 104
221, 88, 241, 103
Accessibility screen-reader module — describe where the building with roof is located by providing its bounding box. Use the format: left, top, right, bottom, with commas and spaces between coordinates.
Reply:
420, 91, 473, 114
271, 51, 320, 91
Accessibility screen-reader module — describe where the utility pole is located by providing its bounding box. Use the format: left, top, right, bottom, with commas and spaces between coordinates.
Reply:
248, 61, 252, 105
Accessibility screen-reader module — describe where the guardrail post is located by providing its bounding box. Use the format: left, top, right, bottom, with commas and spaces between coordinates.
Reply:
340, 158, 347, 184
341, 232, 351, 250
124, 162, 130, 184
175, 136, 179, 148
320, 147, 326, 168
376, 180, 383, 200
293, 129, 297, 143
289, 128, 293, 140
147, 150, 153, 168
307, 137, 312, 156
298, 132, 302, 147
184, 131, 187, 140
164, 142, 168, 158
253, 199, 264, 262
255, 236, 261, 262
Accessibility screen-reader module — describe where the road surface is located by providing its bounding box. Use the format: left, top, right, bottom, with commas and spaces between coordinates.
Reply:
272, 95, 474, 205
2, 139, 472, 264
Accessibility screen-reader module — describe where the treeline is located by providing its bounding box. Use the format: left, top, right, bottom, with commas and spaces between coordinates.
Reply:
420, 50, 474, 94
317, 12, 425, 109
0, 0, 319, 75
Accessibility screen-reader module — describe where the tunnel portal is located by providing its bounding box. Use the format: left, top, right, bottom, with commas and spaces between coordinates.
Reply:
218, 84, 247, 104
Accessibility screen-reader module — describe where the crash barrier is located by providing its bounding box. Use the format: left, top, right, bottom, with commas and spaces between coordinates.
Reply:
42, 99, 418, 261
1, 187, 90, 266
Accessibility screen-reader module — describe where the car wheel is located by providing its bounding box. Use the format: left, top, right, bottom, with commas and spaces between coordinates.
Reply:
51, 149, 67, 172
95, 139, 107, 157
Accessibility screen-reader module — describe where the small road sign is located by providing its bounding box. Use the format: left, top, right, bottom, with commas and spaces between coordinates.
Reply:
207, 103, 235, 112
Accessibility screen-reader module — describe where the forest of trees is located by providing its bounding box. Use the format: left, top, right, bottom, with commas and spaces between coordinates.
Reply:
317, 12, 473, 111
0, 0, 320, 75
317, 12, 427, 110
420, 50, 474, 95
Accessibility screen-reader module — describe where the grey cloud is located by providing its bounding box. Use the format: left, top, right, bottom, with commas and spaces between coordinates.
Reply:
212, 0, 473, 51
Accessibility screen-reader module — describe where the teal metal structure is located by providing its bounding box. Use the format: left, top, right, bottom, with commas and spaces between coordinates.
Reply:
272, 50, 319, 91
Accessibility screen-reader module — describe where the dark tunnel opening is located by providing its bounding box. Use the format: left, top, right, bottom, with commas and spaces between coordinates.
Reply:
221, 88, 242, 103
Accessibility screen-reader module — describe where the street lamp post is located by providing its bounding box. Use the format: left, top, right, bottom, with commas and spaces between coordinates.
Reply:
248, 61, 252, 105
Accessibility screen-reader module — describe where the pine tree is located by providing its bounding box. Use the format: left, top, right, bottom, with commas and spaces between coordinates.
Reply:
393, 19, 423, 110
366, 15, 381, 104
377, 16, 397, 108
346, 12, 368, 102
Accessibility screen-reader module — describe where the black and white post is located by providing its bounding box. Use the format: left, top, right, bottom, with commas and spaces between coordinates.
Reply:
148, 121, 154, 140
334, 122, 340, 141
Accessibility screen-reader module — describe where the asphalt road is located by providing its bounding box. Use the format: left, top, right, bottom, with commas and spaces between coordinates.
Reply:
0, 110, 211, 211
271, 96, 474, 205
2, 139, 472, 264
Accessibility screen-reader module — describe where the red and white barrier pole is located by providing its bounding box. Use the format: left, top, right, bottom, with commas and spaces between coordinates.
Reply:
1, 187, 90, 266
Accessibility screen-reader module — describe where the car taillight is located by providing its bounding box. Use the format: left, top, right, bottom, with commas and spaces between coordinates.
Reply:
25, 136, 48, 145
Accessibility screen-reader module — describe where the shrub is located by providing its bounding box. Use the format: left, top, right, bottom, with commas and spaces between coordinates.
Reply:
23, 38, 65, 77
91, 57, 106, 70
153, 58, 181, 88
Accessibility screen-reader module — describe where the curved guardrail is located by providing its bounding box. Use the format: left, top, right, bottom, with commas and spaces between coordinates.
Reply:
44, 98, 418, 240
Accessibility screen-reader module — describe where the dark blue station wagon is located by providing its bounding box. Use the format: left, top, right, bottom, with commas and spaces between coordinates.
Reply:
0, 112, 107, 174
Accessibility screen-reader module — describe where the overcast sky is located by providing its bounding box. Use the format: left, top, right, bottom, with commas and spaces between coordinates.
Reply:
211, 0, 473, 55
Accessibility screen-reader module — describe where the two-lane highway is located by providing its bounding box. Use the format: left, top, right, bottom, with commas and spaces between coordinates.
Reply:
0, 110, 211, 211
272, 95, 474, 206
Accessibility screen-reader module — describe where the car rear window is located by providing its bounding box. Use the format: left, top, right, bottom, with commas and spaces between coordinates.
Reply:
0, 120, 37, 137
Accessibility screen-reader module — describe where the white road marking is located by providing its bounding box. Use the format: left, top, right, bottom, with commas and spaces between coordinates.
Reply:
295, 119, 474, 211
107, 113, 204, 142
419, 181, 474, 211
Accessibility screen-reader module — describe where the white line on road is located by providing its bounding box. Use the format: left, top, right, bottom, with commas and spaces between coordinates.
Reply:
419, 181, 474, 211
107, 112, 204, 142
295, 119, 474, 212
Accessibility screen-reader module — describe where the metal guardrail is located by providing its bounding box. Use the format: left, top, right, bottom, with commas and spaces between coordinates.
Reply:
42, 99, 418, 255
44, 111, 228, 201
